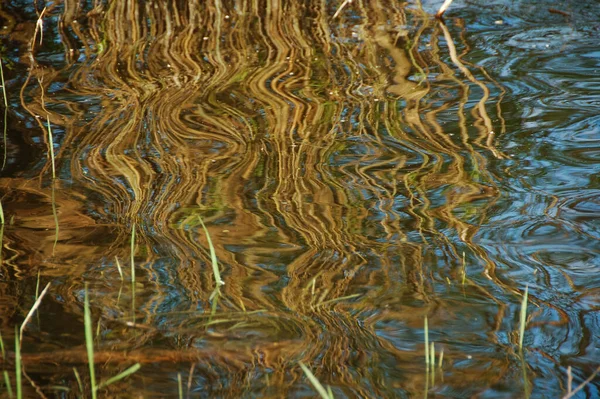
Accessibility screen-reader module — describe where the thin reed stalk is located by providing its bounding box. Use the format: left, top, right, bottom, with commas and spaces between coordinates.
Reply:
0, 59, 7, 108
197, 216, 224, 289
3, 370, 12, 398
15, 327, 21, 399
299, 362, 333, 399
0, 59, 7, 170
518, 285, 528, 350
19, 283, 50, 343
130, 223, 136, 285
96, 364, 141, 390
46, 116, 55, 179
424, 317, 429, 368
0, 330, 4, 360
115, 256, 124, 281
562, 366, 600, 399
73, 368, 83, 396
178, 373, 183, 399
84, 286, 97, 399
436, 0, 454, 18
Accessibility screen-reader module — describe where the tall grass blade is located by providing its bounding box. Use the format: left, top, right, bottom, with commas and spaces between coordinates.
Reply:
84, 286, 97, 399
299, 362, 332, 399
424, 317, 429, 368
430, 342, 435, 367
0, 200, 4, 225
35, 271, 40, 300
0, 223, 3, 269
73, 368, 83, 396
3, 370, 12, 398
130, 223, 136, 285
20, 282, 50, 343
51, 182, 59, 254
461, 252, 466, 285
1, 59, 7, 170
129, 224, 136, 324
2, 102, 6, 171
187, 363, 196, 395
0, 58, 7, 107
115, 256, 124, 281
177, 373, 183, 399
518, 284, 528, 350
96, 363, 140, 390
46, 116, 55, 179
14, 327, 21, 399
197, 216, 224, 288
0, 329, 4, 360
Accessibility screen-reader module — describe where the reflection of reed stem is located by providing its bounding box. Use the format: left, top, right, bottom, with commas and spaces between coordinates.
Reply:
46, 116, 56, 179
424, 316, 429, 368
1, 59, 7, 171
51, 182, 59, 254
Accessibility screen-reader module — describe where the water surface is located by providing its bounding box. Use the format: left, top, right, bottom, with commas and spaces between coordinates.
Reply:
0, 0, 599, 397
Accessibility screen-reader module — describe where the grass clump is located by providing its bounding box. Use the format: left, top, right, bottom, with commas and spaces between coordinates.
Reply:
84, 285, 140, 398
299, 362, 334, 399
197, 216, 224, 290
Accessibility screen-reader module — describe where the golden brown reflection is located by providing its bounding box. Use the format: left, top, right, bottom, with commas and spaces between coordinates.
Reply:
1, 0, 515, 396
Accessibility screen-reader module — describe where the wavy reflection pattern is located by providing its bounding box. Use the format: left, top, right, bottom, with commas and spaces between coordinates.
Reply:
2, 0, 596, 397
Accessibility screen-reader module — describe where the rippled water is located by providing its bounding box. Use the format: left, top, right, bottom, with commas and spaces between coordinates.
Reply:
0, 0, 599, 397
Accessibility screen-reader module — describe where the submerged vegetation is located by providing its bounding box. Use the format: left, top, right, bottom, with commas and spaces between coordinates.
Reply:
0, 0, 598, 397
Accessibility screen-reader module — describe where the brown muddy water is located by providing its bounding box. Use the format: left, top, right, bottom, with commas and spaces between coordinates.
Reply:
0, 0, 599, 398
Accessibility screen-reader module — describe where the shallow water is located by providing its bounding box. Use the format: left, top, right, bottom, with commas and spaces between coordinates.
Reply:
0, 0, 599, 397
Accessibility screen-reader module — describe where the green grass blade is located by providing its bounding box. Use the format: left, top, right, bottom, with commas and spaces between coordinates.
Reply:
73, 368, 83, 396
2, 107, 6, 171
96, 363, 140, 390
518, 284, 529, 350
3, 370, 12, 398
0, 58, 7, 108
46, 116, 55, 179
424, 317, 429, 368
177, 373, 183, 399
0, 224, 3, 269
0, 200, 4, 225
115, 256, 124, 281
130, 223, 136, 285
299, 362, 331, 399
1, 56, 6, 170
197, 216, 224, 288
14, 327, 21, 399
0, 329, 4, 360
84, 286, 97, 399
327, 385, 334, 399
35, 271, 40, 300
51, 182, 59, 254
461, 252, 466, 284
